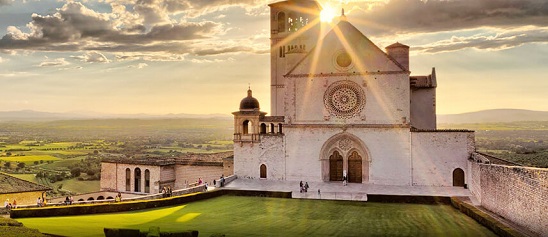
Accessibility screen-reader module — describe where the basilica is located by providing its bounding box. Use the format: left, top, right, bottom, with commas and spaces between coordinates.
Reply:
232, 0, 474, 187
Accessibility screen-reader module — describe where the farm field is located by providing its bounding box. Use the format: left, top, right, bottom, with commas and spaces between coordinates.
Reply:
0, 155, 61, 164
17, 196, 497, 237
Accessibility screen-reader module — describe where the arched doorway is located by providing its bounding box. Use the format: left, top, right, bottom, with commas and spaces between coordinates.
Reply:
260, 164, 267, 179
453, 168, 465, 187
329, 151, 343, 181
348, 151, 362, 183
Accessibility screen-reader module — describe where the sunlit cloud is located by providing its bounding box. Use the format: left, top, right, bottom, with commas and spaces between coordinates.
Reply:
71, 51, 111, 63
128, 63, 149, 69
412, 26, 548, 54
39, 58, 70, 67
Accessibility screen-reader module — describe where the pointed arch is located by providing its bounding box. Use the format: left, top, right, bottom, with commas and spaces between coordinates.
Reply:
320, 132, 370, 183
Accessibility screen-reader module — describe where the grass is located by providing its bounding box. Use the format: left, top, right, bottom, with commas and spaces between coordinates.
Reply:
10, 173, 39, 183
57, 178, 100, 194
0, 155, 61, 164
16, 196, 497, 237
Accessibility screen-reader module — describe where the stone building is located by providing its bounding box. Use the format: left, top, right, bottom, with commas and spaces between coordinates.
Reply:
232, 0, 474, 187
100, 152, 233, 194
0, 172, 51, 206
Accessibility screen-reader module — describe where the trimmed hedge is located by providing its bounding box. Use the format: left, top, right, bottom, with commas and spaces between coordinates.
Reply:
10, 189, 292, 218
450, 197, 525, 237
367, 195, 451, 204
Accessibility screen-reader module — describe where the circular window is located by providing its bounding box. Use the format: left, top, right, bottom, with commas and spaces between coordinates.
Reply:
324, 81, 365, 118
336, 52, 352, 68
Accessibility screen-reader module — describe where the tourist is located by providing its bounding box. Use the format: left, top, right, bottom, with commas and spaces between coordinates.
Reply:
37, 197, 42, 207
65, 196, 70, 205
318, 189, 321, 199
4, 199, 8, 208
162, 186, 167, 198
343, 175, 347, 186
69, 196, 74, 205
43, 198, 47, 207
12, 199, 16, 209
167, 186, 172, 197
304, 182, 309, 192
198, 178, 202, 185
213, 179, 216, 186
115, 192, 122, 202
299, 181, 303, 193
220, 175, 225, 187
204, 182, 208, 191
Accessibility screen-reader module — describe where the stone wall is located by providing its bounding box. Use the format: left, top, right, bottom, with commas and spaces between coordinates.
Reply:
234, 135, 285, 180
100, 163, 161, 194
173, 165, 223, 189
0, 191, 44, 206
411, 131, 474, 186
470, 158, 548, 236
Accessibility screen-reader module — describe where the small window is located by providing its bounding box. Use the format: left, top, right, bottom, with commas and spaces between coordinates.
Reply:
260, 164, 267, 179
277, 12, 286, 33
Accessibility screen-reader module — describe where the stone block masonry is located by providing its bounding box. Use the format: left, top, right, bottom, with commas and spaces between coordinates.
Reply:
470, 156, 547, 236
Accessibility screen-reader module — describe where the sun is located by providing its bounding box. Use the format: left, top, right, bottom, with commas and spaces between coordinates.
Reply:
320, 5, 337, 23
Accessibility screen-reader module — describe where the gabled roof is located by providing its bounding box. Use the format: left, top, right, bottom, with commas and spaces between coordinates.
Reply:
0, 172, 51, 194
285, 17, 407, 77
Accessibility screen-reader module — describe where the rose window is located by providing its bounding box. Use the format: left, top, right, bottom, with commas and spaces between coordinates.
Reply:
324, 81, 365, 118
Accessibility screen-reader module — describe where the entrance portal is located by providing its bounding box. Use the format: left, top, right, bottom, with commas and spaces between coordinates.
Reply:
348, 151, 362, 183
329, 151, 343, 181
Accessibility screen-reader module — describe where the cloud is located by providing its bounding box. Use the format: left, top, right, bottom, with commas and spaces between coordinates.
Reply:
39, 58, 70, 67
128, 63, 149, 69
0, 56, 3, 63
0, 0, 14, 7
72, 51, 110, 63
348, 0, 548, 35
0, 2, 225, 58
412, 26, 548, 54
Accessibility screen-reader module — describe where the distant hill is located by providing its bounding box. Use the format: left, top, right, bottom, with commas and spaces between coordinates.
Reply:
438, 109, 548, 124
0, 110, 230, 121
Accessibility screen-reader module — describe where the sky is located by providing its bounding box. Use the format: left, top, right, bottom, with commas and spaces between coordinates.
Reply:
0, 0, 546, 116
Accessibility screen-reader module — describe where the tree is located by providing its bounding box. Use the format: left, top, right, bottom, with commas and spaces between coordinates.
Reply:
3, 162, 11, 169
17, 162, 25, 169
34, 161, 39, 165
70, 167, 81, 177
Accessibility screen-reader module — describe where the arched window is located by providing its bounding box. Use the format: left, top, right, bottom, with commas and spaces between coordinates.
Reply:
145, 169, 150, 193
260, 123, 267, 134
134, 168, 141, 192
106, 196, 114, 200
87, 197, 94, 201
260, 164, 267, 179
270, 123, 275, 133
243, 120, 250, 134
125, 168, 131, 191
453, 168, 465, 187
277, 12, 286, 33
78, 199, 84, 202
278, 123, 283, 134
97, 196, 105, 200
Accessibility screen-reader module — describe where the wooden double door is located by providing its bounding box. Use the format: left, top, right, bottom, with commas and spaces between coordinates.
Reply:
329, 151, 363, 183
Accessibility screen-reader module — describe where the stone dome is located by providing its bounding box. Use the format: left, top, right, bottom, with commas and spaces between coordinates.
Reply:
239, 88, 260, 110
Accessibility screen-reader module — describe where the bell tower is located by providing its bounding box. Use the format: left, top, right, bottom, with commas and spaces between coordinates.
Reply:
269, 0, 322, 116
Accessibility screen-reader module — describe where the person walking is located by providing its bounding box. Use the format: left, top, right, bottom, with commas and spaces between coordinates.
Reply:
299, 181, 303, 193
304, 182, 309, 192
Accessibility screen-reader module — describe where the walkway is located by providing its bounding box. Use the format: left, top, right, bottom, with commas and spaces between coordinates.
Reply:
225, 179, 472, 201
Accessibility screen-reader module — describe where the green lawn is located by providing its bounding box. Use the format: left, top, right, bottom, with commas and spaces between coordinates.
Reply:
17, 196, 496, 237
58, 178, 100, 194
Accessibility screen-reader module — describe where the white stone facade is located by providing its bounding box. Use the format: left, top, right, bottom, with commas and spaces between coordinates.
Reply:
233, 0, 474, 188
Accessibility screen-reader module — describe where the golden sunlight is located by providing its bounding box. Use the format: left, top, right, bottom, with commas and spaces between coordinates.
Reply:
320, 5, 337, 22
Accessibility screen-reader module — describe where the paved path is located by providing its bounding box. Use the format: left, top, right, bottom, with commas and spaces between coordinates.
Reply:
225, 179, 471, 201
